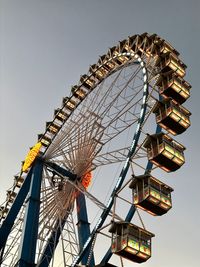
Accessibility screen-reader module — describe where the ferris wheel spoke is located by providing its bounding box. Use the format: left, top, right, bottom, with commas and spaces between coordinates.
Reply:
92, 147, 130, 167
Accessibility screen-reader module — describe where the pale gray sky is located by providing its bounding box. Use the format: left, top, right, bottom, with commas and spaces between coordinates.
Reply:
0, 1, 200, 266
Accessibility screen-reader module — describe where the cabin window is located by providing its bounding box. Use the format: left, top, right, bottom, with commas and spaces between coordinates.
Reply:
162, 142, 184, 163
170, 107, 190, 124
171, 78, 190, 99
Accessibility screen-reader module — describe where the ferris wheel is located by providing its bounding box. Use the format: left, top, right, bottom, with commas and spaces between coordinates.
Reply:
0, 33, 191, 267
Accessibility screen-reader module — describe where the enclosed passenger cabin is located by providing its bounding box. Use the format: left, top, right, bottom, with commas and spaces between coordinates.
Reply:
6, 190, 17, 203
156, 52, 186, 78
159, 40, 180, 56
46, 121, 61, 134
65, 99, 77, 111
143, 133, 185, 172
153, 99, 191, 135
71, 86, 87, 100
129, 175, 173, 216
38, 134, 51, 147
0, 206, 9, 219
109, 222, 154, 263
54, 108, 69, 123
156, 73, 191, 105
80, 74, 96, 90
14, 175, 24, 188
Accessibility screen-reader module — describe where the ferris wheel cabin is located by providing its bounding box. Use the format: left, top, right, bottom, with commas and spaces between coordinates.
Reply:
14, 175, 24, 188
156, 52, 186, 77
109, 222, 154, 263
153, 98, 191, 135
71, 85, 87, 100
6, 190, 17, 204
156, 73, 191, 105
159, 39, 180, 56
129, 175, 173, 216
143, 133, 185, 172
0, 206, 9, 220
80, 74, 97, 90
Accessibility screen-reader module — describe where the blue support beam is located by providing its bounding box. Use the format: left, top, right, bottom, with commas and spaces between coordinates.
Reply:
76, 192, 95, 266
45, 161, 77, 181
0, 168, 33, 250
17, 159, 43, 267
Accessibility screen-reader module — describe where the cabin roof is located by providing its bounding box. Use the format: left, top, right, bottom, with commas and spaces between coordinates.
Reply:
109, 221, 155, 237
143, 132, 186, 150
129, 174, 174, 191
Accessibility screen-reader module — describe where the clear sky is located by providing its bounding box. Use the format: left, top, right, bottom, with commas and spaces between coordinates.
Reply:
0, 0, 200, 266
